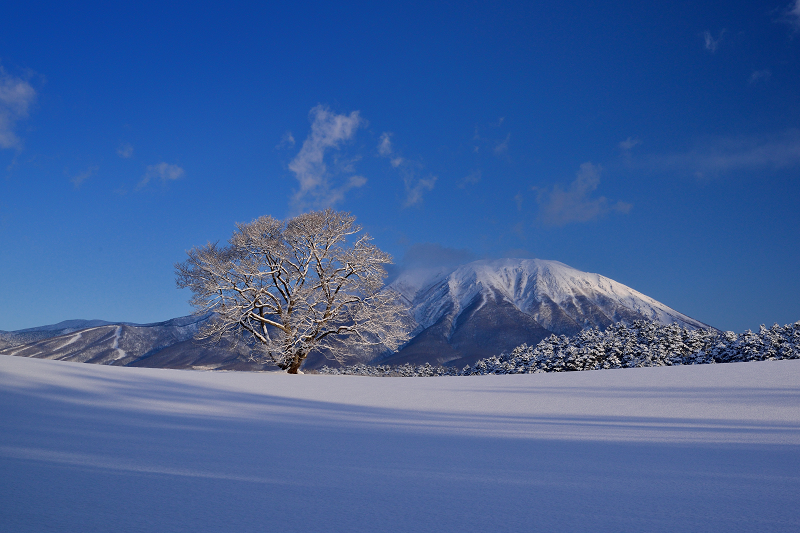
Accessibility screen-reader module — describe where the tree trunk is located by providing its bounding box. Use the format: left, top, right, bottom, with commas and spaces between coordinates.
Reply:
287, 352, 305, 374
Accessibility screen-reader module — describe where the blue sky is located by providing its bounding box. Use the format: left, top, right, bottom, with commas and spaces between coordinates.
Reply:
1, 0, 799, 332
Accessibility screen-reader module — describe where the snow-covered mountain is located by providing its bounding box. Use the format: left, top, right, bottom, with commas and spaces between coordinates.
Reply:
382, 258, 710, 367
0, 314, 268, 370
0, 319, 113, 351
1, 258, 711, 370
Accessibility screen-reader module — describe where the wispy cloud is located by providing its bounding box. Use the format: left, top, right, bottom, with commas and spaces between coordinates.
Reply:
276, 131, 295, 149
619, 136, 642, 151
472, 120, 511, 157
378, 132, 404, 167
703, 30, 725, 53
289, 105, 365, 209
378, 131, 436, 207
404, 175, 437, 207
117, 142, 134, 158
0, 66, 37, 150
378, 132, 392, 156
458, 169, 482, 189
384, 242, 476, 282
785, 0, 800, 28
70, 164, 99, 188
642, 131, 800, 177
748, 69, 771, 84
535, 162, 631, 226
138, 162, 184, 189
397, 243, 475, 269
494, 133, 510, 155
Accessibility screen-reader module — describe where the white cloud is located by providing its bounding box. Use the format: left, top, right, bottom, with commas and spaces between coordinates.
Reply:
458, 169, 482, 189
377, 132, 405, 167
289, 105, 365, 209
0, 67, 36, 150
619, 136, 642, 151
138, 162, 184, 188
71, 164, 99, 188
378, 132, 393, 156
494, 133, 510, 155
472, 120, 512, 157
276, 131, 295, 149
643, 131, 800, 176
786, 0, 800, 28
396, 243, 475, 270
535, 162, 631, 226
749, 70, 771, 84
703, 30, 725, 53
384, 242, 476, 282
117, 142, 134, 158
404, 175, 437, 207
316, 175, 367, 207
378, 130, 435, 206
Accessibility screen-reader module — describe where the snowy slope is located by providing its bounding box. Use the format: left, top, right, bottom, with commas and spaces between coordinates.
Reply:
395, 258, 707, 330
383, 258, 709, 366
0, 319, 112, 350
2, 355, 799, 533
0, 314, 269, 370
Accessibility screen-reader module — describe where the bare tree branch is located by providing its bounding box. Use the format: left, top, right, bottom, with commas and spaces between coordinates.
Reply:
175, 208, 411, 373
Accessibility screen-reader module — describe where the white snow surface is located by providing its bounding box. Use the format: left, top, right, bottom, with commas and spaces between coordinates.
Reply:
2, 355, 799, 532
110, 325, 125, 360
391, 258, 708, 330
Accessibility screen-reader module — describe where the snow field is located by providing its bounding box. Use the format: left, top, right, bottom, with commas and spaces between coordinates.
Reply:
1, 355, 799, 532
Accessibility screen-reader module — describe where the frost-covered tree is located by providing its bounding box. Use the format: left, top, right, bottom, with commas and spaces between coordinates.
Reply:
321, 319, 800, 377
459, 320, 798, 375
175, 209, 411, 373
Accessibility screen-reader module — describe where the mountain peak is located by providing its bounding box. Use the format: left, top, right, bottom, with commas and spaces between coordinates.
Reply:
382, 257, 710, 366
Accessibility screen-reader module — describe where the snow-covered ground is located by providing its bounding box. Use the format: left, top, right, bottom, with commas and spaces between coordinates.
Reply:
2, 355, 799, 532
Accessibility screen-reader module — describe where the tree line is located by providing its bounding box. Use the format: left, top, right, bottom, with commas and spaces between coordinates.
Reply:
319, 320, 800, 376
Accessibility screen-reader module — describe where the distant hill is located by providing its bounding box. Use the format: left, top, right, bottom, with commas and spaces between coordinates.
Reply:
0, 315, 271, 371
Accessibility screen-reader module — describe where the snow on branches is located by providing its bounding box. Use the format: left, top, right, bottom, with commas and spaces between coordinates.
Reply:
175, 209, 411, 373
466, 321, 800, 375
